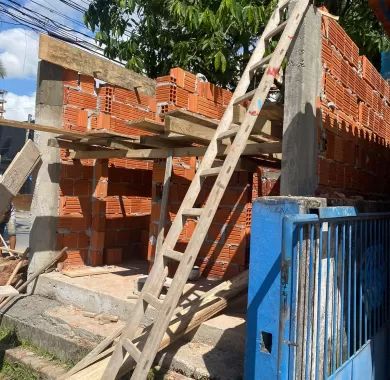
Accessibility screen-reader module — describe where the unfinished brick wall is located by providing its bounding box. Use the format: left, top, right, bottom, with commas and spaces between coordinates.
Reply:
55, 65, 280, 276
147, 68, 280, 280
58, 69, 155, 269
318, 15, 390, 198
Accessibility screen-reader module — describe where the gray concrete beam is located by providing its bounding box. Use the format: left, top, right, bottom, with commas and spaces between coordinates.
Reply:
281, 5, 322, 196
29, 61, 63, 282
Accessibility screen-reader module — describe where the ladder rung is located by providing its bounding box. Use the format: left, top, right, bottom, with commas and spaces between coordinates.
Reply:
217, 126, 240, 140
264, 20, 288, 41
182, 208, 203, 218
122, 338, 141, 362
164, 249, 183, 262
250, 54, 273, 73
233, 89, 256, 105
143, 292, 163, 309
200, 167, 222, 177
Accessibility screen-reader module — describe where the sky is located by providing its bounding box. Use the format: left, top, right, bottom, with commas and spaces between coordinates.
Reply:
0, 0, 94, 120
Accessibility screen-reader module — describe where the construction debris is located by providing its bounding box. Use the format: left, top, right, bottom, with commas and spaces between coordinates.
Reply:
0, 140, 41, 214
65, 270, 248, 379
0, 247, 67, 311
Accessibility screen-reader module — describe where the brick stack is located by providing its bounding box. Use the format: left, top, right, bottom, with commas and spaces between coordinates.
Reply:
156, 68, 232, 120
148, 159, 280, 280
58, 69, 155, 269
57, 158, 93, 268
319, 16, 390, 197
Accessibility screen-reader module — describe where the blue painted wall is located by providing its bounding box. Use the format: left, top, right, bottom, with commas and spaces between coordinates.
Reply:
244, 199, 304, 380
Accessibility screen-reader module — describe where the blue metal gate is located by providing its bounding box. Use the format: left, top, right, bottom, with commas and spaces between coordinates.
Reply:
278, 210, 390, 379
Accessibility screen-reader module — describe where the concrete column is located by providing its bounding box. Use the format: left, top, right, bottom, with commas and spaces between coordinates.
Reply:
29, 61, 63, 280
281, 5, 322, 196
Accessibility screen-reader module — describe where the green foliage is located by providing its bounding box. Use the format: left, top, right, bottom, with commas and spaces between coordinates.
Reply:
85, 0, 277, 87
85, 0, 389, 86
0, 361, 38, 380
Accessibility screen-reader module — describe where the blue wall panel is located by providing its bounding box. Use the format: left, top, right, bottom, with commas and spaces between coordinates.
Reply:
244, 199, 303, 380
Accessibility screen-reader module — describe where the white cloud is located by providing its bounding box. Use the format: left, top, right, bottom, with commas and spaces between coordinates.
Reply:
0, 28, 38, 79
4, 92, 36, 121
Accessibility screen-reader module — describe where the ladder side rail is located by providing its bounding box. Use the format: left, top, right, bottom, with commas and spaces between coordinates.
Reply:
104, 6, 285, 372
156, 0, 284, 258
130, 1, 310, 379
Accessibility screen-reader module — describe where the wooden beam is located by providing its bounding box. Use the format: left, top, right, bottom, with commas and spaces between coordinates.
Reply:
164, 115, 215, 143
138, 136, 190, 149
233, 104, 283, 137
0, 140, 41, 214
165, 113, 280, 144
233, 102, 283, 123
165, 109, 219, 129
155, 154, 173, 261
127, 119, 165, 134
86, 130, 140, 141
69, 141, 282, 159
0, 119, 85, 139
48, 138, 91, 151
39, 35, 155, 96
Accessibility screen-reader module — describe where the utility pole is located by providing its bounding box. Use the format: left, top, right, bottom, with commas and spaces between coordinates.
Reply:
0, 89, 7, 119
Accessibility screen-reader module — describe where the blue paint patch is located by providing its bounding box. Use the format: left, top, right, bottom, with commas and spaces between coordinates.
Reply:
257, 99, 262, 110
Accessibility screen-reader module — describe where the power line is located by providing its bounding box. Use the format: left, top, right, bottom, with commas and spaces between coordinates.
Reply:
0, 0, 130, 65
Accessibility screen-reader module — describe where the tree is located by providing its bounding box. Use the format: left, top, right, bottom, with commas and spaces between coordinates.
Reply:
85, 0, 389, 87
85, 0, 277, 87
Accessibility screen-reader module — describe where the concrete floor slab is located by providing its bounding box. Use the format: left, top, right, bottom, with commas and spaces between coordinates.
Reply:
1, 293, 246, 378
156, 341, 244, 380
34, 261, 222, 320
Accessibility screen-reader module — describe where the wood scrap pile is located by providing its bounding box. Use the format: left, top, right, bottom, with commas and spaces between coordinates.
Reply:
0, 247, 67, 311
63, 270, 248, 379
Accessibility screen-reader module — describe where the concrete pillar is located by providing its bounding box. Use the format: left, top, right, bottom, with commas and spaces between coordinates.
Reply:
281, 5, 322, 196
29, 61, 63, 280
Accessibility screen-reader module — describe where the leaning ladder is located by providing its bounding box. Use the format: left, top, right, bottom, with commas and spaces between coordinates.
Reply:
103, 0, 310, 378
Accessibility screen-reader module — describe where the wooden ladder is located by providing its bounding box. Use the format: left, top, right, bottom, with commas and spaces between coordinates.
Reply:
102, 0, 309, 378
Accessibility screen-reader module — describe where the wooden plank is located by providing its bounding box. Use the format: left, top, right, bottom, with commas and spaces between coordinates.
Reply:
155, 155, 173, 259
39, 35, 155, 96
0, 247, 68, 311
127, 119, 165, 134
165, 109, 219, 129
48, 138, 91, 151
138, 136, 189, 149
68, 271, 248, 379
0, 119, 85, 139
166, 114, 280, 144
0, 285, 19, 297
233, 104, 283, 136
233, 102, 283, 123
69, 141, 282, 160
0, 140, 41, 214
61, 267, 112, 278
164, 115, 215, 143
86, 130, 140, 141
